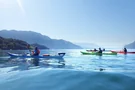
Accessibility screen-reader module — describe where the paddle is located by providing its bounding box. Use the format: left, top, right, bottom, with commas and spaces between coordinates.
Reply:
27, 44, 33, 55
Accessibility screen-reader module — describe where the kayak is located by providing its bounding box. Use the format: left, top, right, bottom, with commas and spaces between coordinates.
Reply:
111, 51, 135, 54
7, 52, 65, 59
81, 51, 117, 55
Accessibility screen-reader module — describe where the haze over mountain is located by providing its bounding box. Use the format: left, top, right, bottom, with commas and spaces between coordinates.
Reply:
125, 41, 135, 49
75, 43, 99, 49
0, 30, 82, 49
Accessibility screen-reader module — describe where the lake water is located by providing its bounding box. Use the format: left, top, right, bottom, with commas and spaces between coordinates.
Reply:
0, 49, 135, 90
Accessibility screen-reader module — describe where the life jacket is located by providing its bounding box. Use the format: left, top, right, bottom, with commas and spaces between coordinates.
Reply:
32, 49, 40, 55
37, 49, 40, 54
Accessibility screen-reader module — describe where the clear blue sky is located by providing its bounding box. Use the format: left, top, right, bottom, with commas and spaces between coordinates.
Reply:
0, 0, 135, 47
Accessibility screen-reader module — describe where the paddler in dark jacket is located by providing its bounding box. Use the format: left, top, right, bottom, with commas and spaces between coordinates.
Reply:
124, 48, 127, 54
98, 48, 102, 55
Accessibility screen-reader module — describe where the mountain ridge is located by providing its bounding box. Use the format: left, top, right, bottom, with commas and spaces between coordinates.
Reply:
125, 41, 135, 49
0, 36, 49, 50
0, 30, 82, 49
75, 42, 99, 49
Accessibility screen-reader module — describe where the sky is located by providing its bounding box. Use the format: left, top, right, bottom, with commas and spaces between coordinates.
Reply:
0, 0, 135, 48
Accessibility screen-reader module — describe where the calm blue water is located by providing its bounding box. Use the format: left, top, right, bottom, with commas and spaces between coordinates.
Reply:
0, 49, 135, 90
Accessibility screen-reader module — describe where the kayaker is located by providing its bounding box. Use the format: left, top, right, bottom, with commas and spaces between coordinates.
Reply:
124, 48, 127, 54
94, 48, 98, 51
103, 48, 105, 51
98, 48, 102, 54
32, 47, 40, 56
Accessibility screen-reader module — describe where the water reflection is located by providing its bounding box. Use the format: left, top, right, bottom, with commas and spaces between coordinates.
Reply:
42, 58, 65, 68
32, 58, 39, 66
124, 54, 127, 60
98, 56, 102, 60
0, 57, 65, 72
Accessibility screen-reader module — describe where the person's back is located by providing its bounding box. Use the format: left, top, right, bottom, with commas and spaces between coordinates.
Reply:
98, 48, 102, 53
98, 48, 102, 56
124, 48, 127, 53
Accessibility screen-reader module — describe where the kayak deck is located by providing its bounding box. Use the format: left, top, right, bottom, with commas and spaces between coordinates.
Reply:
7, 52, 65, 59
81, 51, 117, 55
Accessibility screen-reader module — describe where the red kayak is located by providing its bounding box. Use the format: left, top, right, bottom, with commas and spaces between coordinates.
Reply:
111, 51, 135, 54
